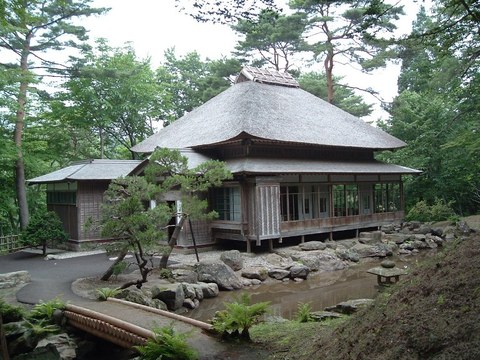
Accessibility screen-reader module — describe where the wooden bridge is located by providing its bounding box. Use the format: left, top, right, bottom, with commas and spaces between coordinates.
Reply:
63, 298, 232, 357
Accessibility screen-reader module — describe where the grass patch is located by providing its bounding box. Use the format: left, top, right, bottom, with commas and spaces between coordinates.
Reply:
250, 319, 345, 359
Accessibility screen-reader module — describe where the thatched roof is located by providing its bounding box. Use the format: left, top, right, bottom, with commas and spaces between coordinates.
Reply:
27, 159, 143, 184
132, 69, 405, 154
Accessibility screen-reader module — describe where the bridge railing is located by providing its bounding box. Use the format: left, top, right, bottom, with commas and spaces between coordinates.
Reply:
64, 304, 154, 348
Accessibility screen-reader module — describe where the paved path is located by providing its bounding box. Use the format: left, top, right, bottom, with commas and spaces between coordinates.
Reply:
0, 250, 114, 304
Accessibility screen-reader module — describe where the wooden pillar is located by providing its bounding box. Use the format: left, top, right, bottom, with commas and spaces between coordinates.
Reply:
356, 228, 359, 239
301, 235, 305, 243
246, 239, 251, 253
329, 231, 333, 241
268, 239, 274, 252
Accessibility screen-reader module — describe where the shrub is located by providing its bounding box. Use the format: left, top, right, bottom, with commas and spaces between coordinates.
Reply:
406, 198, 456, 222
29, 298, 65, 321
0, 298, 25, 323
295, 302, 315, 323
134, 326, 198, 360
96, 287, 121, 301
211, 293, 270, 341
22, 211, 68, 255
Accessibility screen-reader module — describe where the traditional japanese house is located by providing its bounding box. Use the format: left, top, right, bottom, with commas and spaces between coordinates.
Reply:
131, 66, 420, 251
28, 159, 143, 250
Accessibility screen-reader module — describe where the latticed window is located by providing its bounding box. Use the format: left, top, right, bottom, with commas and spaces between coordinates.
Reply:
47, 191, 76, 205
212, 187, 241, 221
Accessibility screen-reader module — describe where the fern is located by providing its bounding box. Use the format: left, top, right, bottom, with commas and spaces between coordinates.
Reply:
211, 293, 270, 340
134, 326, 198, 360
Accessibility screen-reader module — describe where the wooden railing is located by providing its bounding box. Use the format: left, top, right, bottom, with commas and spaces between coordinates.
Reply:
0, 235, 22, 254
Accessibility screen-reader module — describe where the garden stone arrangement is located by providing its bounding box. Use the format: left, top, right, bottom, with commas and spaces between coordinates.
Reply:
71, 220, 475, 316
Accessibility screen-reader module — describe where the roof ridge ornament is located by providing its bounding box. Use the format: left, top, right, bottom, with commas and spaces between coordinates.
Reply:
236, 66, 299, 88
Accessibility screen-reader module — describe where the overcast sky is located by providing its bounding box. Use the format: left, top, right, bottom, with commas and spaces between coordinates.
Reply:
83, 0, 426, 122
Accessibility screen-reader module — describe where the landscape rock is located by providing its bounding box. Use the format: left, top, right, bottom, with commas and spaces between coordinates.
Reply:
335, 248, 360, 263
265, 253, 294, 268
289, 264, 310, 279
151, 283, 185, 310
196, 282, 219, 298
299, 241, 327, 251
0, 270, 31, 289
325, 299, 374, 315
13, 343, 60, 360
115, 288, 166, 310
181, 283, 197, 299
251, 279, 262, 285
37, 333, 77, 360
358, 231, 382, 244
310, 311, 343, 322
351, 243, 388, 258
172, 269, 198, 283
195, 260, 243, 290
290, 251, 346, 271
241, 267, 268, 281
268, 268, 290, 280
220, 250, 243, 271
183, 298, 196, 309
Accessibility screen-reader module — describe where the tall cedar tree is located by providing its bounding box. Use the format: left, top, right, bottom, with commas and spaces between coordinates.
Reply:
0, 0, 108, 229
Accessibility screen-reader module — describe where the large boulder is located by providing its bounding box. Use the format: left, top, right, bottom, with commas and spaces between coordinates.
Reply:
298, 241, 327, 251
195, 282, 219, 298
290, 251, 347, 271
220, 250, 243, 271
36, 333, 77, 360
151, 283, 185, 310
268, 268, 290, 280
0, 270, 31, 289
115, 288, 167, 310
241, 267, 268, 281
358, 231, 382, 244
289, 264, 310, 279
351, 243, 390, 258
13, 343, 60, 360
195, 260, 243, 290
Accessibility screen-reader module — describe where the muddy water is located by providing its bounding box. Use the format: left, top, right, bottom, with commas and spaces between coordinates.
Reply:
188, 255, 429, 322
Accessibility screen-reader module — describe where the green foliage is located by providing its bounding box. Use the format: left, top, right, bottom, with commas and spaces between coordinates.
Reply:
232, 9, 307, 71
406, 199, 456, 222
21, 211, 68, 253
157, 49, 240, 124
24, 319, 61, 337
211, 293, 270, 340
134, 326, 198, 360
96, 287, 122, 301
28, 298, 65, 321
295, 302, 315, 323
159, 268, 174, 280
0, 298, 25, 323
299, 71, 373, 118
112, 260, 128, 277
62, 40, 161, 159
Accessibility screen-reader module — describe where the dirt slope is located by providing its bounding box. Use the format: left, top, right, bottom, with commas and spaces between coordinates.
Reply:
300, 232, 480, 360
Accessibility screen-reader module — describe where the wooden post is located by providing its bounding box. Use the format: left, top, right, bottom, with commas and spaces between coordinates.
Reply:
301, 235, 305, 243
246, 239, 251, 253
329, 231, 333, 241
268, 239, 274, 252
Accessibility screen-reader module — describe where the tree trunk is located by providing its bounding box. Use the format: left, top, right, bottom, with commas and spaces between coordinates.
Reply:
14, 35, 32, 230
324, 47, 334, 104
101, 245, 129, 281
13, 32, 32, 230
0, 314, 10, 360
159, 214, 187, 269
